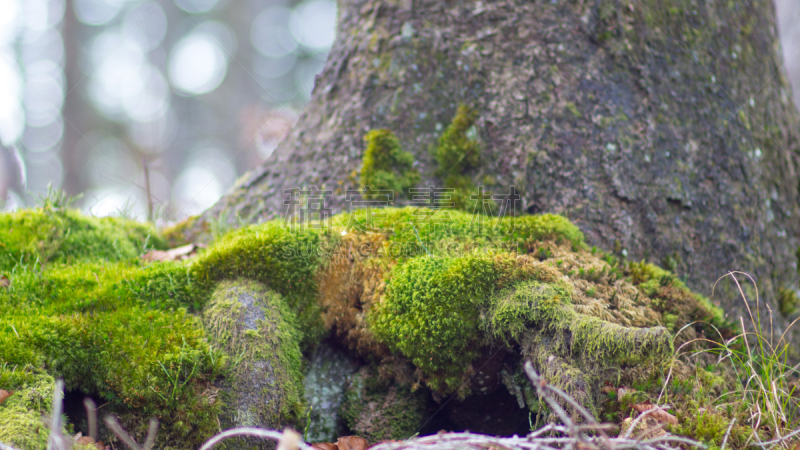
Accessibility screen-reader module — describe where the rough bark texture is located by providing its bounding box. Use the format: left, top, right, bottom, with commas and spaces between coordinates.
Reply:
198, 0, 800, 336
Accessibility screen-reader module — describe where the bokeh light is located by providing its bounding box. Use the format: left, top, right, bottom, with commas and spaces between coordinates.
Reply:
169, 27, 229, 95
0, 0, 341, 221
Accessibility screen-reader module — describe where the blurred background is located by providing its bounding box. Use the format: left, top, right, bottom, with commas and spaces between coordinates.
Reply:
0, 0, 334, 223
0, 0, 798, 224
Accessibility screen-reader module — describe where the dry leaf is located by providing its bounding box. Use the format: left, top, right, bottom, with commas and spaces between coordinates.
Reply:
0, 275, 9, 288
142, 244, 203, 262
311, 444, 338, 450
337, 436, 369, 450
631, 403, 678, 425
0, 389, 13, 405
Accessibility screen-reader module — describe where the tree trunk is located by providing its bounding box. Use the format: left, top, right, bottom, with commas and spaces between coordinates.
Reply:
199, 0, 800, 338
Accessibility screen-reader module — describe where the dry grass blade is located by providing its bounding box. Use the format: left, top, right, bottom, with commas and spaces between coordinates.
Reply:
142, 418, 159, 450
198, 428, 312, 450
47, 380, 66, 450
104, 416, 144, 450
83, 398, 98, 441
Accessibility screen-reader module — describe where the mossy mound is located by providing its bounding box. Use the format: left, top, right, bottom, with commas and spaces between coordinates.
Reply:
0, 206, 164, 272
0, 207, 331, 447
320, 208, 727, 408
1, 205, 736, 447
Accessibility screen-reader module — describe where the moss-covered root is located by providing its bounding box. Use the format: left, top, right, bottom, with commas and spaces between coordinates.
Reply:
501, 280, 672, 419
0, 367, 58, 449
202, 279, 306, 448
522, 334, 595, 419
340, 367, 427, 443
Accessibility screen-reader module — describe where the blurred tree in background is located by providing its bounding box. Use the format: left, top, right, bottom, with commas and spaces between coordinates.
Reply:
0, 0, 335, 222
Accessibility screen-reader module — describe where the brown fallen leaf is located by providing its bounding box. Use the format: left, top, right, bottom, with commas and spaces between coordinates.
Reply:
311, 443, 338, 450
631, 403, 678, 425
337, 436, 369, 450
0, 389, 13, 405
142, 244, 203, 262
0, 274, 9, 288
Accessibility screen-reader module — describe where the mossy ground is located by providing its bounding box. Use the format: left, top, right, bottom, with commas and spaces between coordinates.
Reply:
1, 204, 782, 449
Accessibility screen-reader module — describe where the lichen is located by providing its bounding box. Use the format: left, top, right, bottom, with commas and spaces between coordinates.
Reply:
303, 344, 358, 442
360, 129, 419, 199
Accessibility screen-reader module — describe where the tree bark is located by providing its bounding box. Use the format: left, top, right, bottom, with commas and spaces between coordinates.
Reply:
198, 0, 800, 337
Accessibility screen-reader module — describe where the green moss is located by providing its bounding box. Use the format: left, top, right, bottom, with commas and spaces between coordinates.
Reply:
629, 261, 730, 332
0, 366, 57, 449
161, 215, 200, 247
360, 129, 419, 198
0, 208, 222, 447
369, 255, 502, 392
0, 204, 740, 442
433, 104, 483, 211
0, 207, 164, 272
668, 399, 753, 448
331, 206, 585, 255
370, 252, 671, 396
490, 280, 672, 367
487, 280, 573, 342
192, 222, 331, 345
